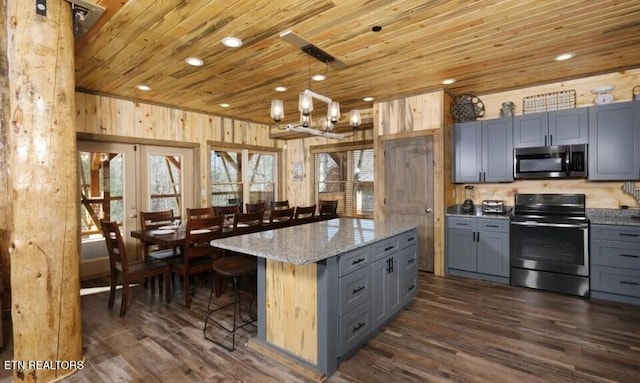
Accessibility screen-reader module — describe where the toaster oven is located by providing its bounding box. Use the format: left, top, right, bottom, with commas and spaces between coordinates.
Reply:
482, 200, 505, 214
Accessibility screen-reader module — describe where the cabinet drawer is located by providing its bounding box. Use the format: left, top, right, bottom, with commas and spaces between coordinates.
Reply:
339, 267, 371, 315
339, 301, 371, 356
400, 229, 418, 249
372, 236, 400, 262
400, 245, 418, 273
447, 217, 477, 230
338, 247, 370, 277
592, 240, 640, 269
477, 218, 509, 233
591, 265, 640, 297
402, 274, 418, 302
592, 225, 640, 244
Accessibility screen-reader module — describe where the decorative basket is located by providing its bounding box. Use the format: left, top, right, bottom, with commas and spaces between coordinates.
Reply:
523, 90, 576, 114
451, 94, 485, 122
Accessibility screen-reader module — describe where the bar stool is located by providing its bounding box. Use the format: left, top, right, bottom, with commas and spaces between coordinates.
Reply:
203, 255, 257, 351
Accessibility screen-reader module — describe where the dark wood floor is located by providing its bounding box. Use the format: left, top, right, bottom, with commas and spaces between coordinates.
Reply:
1, 273, 639, 382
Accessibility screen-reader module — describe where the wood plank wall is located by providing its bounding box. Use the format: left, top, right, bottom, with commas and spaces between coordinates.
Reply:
453, 68, 640, 208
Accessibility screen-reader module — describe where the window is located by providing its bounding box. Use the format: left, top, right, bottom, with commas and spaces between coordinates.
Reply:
210, 146, 277, 209
313, 143, 374, 217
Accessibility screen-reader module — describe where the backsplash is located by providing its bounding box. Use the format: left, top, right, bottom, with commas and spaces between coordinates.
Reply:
455, 179, 640, 209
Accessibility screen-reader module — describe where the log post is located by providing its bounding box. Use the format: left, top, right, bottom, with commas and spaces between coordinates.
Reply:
5, 1, 83, 381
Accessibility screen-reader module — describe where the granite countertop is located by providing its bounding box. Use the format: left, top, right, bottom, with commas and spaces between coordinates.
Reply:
587, 208, 640, 226
210, 217, 417, 265
446, 205, 512, 219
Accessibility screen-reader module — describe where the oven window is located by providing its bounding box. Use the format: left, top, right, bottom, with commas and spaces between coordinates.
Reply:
511, 225, 587, 273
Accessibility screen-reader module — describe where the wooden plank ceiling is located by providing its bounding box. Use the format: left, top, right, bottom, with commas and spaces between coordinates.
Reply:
75, 0, 640, 126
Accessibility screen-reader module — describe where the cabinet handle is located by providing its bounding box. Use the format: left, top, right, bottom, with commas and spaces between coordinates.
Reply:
620, 281, 639, 286
455, 223, 468, 226
352, 286, 365, 294
619, 233, 639, 237
486, 224, 499, 228
353, 322, 366, 332
408, 284, 415, 292
619, 254, 640, 258
352, 257, 366, 265
386, 258, 390, 273
390, 257, 394, 273
477, 232, 480, 241
544, 135, 547, 146
483, 172, 486, 182
472, 232, 476, 242
407, 236, 415, 242
384, 245, 395, 252
408, 257, 416, 264
550, 134, 553, 146
479, 172, 482, 182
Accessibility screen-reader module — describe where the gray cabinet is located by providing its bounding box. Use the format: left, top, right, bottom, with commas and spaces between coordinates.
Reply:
336, 229, 417, 357
453, 118, 513, 183
514, 109, 588, 148
371, 250, 401, 329
446, 216, 510, 283
591, 224, 640, 305
588, 101, 640, 181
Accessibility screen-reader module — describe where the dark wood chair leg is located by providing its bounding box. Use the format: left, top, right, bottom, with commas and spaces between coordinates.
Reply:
108, 274, 116, 309
164, 272, 171, 303
120, 282, 129, 317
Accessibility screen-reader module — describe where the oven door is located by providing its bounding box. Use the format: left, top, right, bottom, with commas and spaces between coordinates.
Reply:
510, 220, 589, 276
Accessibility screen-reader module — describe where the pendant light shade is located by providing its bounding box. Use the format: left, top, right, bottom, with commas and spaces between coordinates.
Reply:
349, 109, 361, 129
328, 102, 340, 123
298, 92, 313, 116
270, 99, 284, 122
301, 113, 312, 128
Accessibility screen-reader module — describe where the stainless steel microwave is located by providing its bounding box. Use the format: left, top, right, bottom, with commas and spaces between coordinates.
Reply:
514, 144, 587, 179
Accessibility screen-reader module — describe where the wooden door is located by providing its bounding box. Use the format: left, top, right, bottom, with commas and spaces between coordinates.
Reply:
384, 136, 434, 272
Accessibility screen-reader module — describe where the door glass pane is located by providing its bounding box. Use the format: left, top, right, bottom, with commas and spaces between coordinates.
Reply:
211, 150, 243, 206
248, 153, 275, 205
148, 154, 182, 216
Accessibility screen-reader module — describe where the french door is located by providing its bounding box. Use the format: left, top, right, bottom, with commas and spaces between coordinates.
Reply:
77, 141, 194, 279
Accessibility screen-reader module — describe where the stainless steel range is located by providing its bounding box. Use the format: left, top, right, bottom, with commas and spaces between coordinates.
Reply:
510, 193, 589, 296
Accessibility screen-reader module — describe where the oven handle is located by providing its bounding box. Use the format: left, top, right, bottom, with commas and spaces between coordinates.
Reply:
510, 220, 589, 229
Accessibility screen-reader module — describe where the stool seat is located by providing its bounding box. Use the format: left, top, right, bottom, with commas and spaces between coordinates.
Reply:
212, 256, 256, 277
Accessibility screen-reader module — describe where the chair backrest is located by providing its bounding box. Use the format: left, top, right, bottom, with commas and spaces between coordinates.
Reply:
233, 211, 264, 235
101, 220, 129, 273
140, 210, 174, 230
186, 206, 215, 219
184, 216, 225, 260
270, 200, 290, 210
294, 205, 317, 223
319, 200, 338, 216
268, 207, 295, 228
245, 201, 266, 214
213, 205, 240, 217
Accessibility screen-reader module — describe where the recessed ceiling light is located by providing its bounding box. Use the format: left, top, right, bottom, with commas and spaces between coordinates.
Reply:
185, 57, 204, 66
274, 86, 287, 92
136, 84, 151, 91
222, 36, 243, 48
555, 53, 575, 61
220, 103, 230, 108
311, 74, 326, 81
442, 78, 456, 85
363, 96, 374, 102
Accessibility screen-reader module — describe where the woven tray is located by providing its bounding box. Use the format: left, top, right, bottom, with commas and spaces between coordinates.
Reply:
523, 90, 576, 114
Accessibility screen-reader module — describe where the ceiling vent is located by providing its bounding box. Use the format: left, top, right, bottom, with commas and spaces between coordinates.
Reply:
280, 30, 347, 69
66, 0, 105, 39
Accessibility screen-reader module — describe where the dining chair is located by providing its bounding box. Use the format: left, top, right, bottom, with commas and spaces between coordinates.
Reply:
318, 200, 339, 216
233, 211, 264, 235
213, 205, 240, 217
270, 200, 290, 210
172, 215, 225, 308
245, 201, 266, 214
294, 205, 317, 224
268, 207, 295, 229
186, 206, 216, 219
101, 220, 172, 317
139, 210, 182, 267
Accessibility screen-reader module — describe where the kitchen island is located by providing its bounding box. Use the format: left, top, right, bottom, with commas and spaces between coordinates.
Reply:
211, 217, 418, 378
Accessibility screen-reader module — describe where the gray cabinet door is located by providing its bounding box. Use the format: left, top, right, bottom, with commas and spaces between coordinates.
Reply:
549, 108, 588, 145
476, 230, 509, 277
453, 121, 482, 183
482, 118, 514, 182
446, 228, 476, 272
371, 255, 401, 329
514, 112, 548, 148
589, 101, 640, 180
